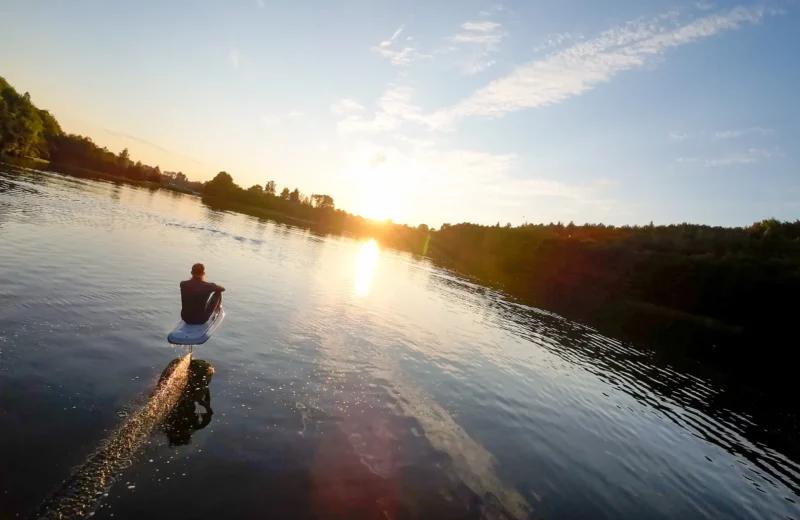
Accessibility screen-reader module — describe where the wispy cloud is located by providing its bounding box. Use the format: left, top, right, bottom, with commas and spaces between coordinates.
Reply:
337, 85, 422, 134
263, 110, 304, 126
411, 146, 612, 220
713, 127, 773, 139
695, 1, 715, 10
678, 147, 781, 167
670, 132, 692, 142
331, 98, 365, 116
391, 26, 404, 41
102, 128, 204, 165
374, 45, 429, 66
229, 47, 240, 68
255, 0, 265, 8
460, 21, 502, 33
705, 147, 779, 166
448, 19, 507, 75
427, 5, 775, 128
374, 25, 429, 66
532, 32, 581, 54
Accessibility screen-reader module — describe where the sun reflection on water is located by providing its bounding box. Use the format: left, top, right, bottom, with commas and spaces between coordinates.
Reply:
355, 239, 379, 296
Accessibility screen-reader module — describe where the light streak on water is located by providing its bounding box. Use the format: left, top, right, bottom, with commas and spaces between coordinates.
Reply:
35, 354, 192, 519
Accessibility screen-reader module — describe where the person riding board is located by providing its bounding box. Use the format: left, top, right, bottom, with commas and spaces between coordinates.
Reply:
180, 263, 225, 324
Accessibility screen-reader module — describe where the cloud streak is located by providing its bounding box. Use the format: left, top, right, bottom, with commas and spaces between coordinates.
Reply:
714, 127, 773, 139
337, 85, 422, 134
102, 128, 205, 165
229, 47, 240, 68
263, 110, 304, 126
427, 5, 774, 128
391, 26, 404, 41
705, 147, 779, 166
374, 26, 429, 66
331, 98, 365, 115
678, 147, 780, 167
448, 19, 507, 75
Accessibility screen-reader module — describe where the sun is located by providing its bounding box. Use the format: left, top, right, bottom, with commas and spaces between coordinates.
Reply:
360, 195, 393, 221
352, 163, 400, 221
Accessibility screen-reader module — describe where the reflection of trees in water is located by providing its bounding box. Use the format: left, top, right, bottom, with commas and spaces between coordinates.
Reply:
144, 184, 159, 206
201, 203, 226, 226
158, 358, 215, 447
426, 270, 800, 495
1, 161, 48, 189
0, 167, 42, 228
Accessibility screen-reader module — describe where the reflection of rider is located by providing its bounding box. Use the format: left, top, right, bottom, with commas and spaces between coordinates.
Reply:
158, 358, 215, 446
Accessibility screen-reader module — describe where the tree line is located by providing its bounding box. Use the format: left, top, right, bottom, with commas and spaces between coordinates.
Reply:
3, 75, 799, 384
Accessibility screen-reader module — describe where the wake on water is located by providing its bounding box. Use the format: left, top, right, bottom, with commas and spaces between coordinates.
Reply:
35, 354, 193, 519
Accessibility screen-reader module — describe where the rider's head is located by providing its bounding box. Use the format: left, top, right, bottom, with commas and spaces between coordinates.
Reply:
191, 263, 205, 279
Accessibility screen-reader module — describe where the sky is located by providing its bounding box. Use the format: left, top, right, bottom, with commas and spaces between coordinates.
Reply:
1, 0, 798, 228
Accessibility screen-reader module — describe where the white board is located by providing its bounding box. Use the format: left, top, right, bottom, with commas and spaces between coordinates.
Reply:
167, 307, 226, 345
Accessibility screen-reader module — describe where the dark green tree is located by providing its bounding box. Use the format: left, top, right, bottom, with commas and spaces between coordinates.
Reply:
204, 171, 237, 196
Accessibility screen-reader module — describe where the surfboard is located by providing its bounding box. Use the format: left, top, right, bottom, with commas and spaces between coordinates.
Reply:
167, 306, 226, 345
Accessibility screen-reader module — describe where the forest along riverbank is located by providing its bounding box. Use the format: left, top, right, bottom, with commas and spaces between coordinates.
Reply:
1, 166, 798, 519
3, 73, 799, 385
5, 157, 798, 394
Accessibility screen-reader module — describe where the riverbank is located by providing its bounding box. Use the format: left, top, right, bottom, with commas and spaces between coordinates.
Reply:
4, 165, 797, 519
3, 159, 796, 391
1, 156, 198, 195
201, 195, 318, 227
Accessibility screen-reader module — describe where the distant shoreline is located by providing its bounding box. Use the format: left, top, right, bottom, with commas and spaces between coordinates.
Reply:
3, 157, 798, 393
2, 156, 200, 194
1, 156, 321, 228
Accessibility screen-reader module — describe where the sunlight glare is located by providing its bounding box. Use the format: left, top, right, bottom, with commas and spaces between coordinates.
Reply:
346, 147, 411, 221
355, 239, 379, 296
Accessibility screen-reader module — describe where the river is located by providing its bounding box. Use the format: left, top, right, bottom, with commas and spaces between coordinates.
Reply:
1, 164, 798, 519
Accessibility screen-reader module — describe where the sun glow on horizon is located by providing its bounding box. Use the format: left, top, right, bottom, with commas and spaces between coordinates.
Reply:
346, 147, 413, 222
353, 164, 400, 221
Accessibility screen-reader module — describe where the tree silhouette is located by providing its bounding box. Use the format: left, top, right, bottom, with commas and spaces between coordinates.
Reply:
204, 171, 237, 196
311, 194, 334, 210
4, 73, 800, 383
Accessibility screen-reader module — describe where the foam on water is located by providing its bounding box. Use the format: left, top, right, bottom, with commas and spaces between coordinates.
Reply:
34, 354, 192, 519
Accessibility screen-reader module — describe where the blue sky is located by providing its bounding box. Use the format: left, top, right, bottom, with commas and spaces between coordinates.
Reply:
1, 0, 798, 227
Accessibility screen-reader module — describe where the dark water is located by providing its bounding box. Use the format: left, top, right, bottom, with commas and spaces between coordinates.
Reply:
1, 164, 798, 520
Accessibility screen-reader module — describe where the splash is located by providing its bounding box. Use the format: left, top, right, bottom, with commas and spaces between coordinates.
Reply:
35, 354, 192, 519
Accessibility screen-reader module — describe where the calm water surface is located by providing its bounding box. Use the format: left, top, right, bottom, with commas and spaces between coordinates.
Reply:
1, 165, 798, 519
